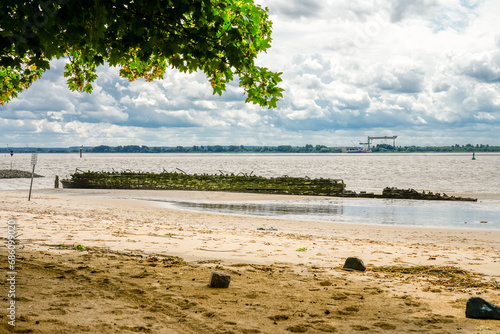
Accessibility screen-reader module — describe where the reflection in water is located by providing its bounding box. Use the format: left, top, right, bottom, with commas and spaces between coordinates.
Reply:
168, 198, 499, 230
175, 201, 344, 217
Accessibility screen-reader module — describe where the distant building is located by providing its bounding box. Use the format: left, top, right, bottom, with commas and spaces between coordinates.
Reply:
339, 146, 365, 153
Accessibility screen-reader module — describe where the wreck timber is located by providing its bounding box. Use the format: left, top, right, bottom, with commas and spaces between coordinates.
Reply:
378, 187, 477, 201
61, 171, 477, 201
61, 171, 346, 196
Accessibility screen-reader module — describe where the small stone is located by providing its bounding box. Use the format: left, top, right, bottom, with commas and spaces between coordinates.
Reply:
209, 270, 231, 288
466, 297, 500, 320
343, 257, 366, 272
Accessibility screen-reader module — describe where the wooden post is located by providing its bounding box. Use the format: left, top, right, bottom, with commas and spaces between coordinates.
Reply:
28, 153, 38, 201
28, 164, 35, 201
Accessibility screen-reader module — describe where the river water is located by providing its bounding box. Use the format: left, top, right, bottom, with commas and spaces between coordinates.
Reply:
1, 152, 499, 229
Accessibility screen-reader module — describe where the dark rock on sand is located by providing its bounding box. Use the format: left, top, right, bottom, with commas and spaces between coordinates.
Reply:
343, 257, 366, 272
465, 297, 500, 320
257, 227, 278, 231
209, 270, 231, 288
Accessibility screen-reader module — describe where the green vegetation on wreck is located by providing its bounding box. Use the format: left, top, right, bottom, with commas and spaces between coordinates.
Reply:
61, 171, 346, 196
380, 187, 476, 202
61, 171, 477, 201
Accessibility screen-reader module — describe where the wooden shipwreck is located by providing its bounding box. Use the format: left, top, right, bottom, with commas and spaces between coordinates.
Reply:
61, 170, 346, 196
61, 170, 477, 201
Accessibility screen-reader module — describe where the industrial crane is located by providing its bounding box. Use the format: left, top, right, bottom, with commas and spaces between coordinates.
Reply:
367, 136, 397, 151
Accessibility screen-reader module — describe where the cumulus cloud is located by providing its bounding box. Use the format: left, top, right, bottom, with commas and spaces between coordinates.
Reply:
265, 0, 323, 20
390, 0, 439, 22
454, 50, 500, 82
369, 61, 425, 93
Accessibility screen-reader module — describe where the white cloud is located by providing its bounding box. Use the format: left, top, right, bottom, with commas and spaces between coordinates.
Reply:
368, 61, 425, 93
474, 112, 495, 120
454, 50, 500, 82
390, 0, 440, 23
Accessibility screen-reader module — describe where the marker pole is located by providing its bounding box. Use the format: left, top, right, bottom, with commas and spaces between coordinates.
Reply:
28, 164, 35, 201
28, 153, 38, 201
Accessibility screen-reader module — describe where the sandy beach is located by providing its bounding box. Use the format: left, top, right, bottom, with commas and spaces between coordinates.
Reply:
1, 189, 500, 333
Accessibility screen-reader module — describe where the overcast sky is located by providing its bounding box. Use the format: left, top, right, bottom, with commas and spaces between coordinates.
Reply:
2, 0, 500, 147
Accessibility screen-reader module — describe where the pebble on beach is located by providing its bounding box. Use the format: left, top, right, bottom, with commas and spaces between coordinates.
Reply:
465, 297, 500, 320
209, 270, 231, 288
343, 257, 366, 272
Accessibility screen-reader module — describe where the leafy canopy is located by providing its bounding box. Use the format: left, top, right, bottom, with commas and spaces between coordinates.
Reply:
0, 0, 283, 107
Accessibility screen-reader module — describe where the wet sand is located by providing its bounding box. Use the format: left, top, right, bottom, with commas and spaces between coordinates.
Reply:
1, 189, 499, 333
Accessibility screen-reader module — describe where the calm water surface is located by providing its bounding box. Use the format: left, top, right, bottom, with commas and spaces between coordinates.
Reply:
163, 197, 499, 230
2, 153, 499, 229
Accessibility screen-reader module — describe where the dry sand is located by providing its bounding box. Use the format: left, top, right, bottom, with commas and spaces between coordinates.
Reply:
1, 189, 499, 333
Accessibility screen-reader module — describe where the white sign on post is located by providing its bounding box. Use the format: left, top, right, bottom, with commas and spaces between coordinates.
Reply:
31, 153, 38, 165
